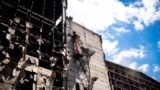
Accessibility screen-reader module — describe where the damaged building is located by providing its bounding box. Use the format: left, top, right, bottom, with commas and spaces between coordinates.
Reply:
0, 0, 160, 90
106, 61, 160, 90
0, 0, 68, 89
0, 0, 110, 89
66, 17, 110, 90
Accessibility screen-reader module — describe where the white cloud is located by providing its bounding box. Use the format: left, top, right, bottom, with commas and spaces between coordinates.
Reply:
104, 33, 115, 39
151, 76, 156, 80
158, 41, 160, 48
102, 40, 119, 56
112, 27, 130, 33
106, 45, 146, 71
153, 65, 160, 72
129, 62, 138, 70
138, 64, 149, 72
67, 0, 116, 31
112, 45, 145, 65
98, 30, 115, 39
67, 0, 160, 31
127, 0, 160, 30
67, 0, 159, 80
133, 21, 144, 31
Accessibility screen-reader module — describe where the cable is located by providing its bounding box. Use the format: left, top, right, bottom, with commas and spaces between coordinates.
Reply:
37, 0, 46, 60
36, 0, 46, 89
23, 0, 34, 61
53, 1, 56, 21
14, 0, 21, 17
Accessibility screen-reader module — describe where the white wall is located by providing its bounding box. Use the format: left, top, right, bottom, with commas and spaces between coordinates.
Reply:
66, 19, 110, 90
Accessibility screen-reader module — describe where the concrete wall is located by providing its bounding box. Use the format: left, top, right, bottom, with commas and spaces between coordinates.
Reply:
66, 19, 110, 90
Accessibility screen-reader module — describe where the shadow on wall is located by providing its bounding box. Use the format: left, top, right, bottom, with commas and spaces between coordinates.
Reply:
67, 27, 96, 90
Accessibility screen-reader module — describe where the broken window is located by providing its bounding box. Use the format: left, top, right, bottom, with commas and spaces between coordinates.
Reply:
0, 0, 67, 89
109, 78, 115, 85
114, 74, 121, 80
76, 83, 80, 90
123, 83, 130, 89
128, 79, 134, 85
116, 81, 123, 87
130, 86, 135, 90
122, 77, 128, 83
135, 82, 140, 87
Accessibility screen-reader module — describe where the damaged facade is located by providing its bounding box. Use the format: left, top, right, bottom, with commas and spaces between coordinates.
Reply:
0, 0, 110, 89
0, 0, 160, 90
0, 0, 68, 89
106, 61, 160, 90
66, 18, 110, 90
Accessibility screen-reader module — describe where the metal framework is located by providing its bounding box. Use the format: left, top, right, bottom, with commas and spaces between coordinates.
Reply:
71, 28, 96, 90
106, 61, 160, 90
0, 0, 68, 90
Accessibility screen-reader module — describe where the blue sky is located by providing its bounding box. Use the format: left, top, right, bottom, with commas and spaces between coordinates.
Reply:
67, 0, 160, 82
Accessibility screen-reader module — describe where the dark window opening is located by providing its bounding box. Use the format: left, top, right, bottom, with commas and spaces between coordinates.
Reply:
123, 83, 130, 89
76, 83, 80, 90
